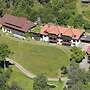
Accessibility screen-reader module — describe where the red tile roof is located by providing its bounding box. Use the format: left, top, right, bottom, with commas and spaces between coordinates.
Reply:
41, 24, 83, 39
86, 45, 90, 54
0, 14, 35, 32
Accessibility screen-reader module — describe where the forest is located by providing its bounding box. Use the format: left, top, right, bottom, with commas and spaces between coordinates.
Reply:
0, 0, 90, 30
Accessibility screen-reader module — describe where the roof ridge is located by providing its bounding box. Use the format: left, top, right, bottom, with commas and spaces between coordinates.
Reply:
61, 27, 68, 34
56, 25, 61, 35
70, 28, 75, 37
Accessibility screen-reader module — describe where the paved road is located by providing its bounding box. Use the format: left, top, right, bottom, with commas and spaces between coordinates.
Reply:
6, 58, 60, 81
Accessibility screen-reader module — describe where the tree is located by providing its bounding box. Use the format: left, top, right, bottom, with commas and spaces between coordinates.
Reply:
0, 67, 12, 90
48, 0, 76, 25
38, 0, 50, 4
12, 0, 33, 18
33, 73, 49, 90
0, 44, 11, 68
73, 15, 85, 28
0, 44, 22, 90
0, 44, 12, 89
83, 20, 90, 30
0, 0, 5, 16
66, 60, 88, 90
61, 66, 67, 75
70, 46, 86, 63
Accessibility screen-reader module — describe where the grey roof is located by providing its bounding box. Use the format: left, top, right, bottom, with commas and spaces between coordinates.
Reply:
81, 35, 90, 41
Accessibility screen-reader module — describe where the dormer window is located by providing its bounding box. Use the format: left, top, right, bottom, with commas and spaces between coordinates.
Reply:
61, 33, 62, 36
44, 30, 48, 33
74, 35, 76, 37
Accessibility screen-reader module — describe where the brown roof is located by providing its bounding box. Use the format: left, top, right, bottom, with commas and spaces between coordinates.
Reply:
41, 24, 84, 39
0, 15, 35, 32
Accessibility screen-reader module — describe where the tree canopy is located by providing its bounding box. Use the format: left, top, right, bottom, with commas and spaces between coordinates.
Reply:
0, 44, 22, 90
0, 0, 90, 29
70, 46, 86, 63
65, 59, 90, 90
33, 73, 49, 90
0, 44, 11, 60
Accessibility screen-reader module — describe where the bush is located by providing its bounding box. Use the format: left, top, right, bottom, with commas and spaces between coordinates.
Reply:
61, 66, 68, 74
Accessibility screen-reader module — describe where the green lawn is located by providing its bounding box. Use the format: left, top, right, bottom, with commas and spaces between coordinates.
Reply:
81, 83, 90, 90
8, 67, 63, 90
8, 67, 33, 90
0, 33, 70, 77
49, 81, 63, 90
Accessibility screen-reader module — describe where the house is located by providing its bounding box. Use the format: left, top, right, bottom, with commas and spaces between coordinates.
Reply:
0, 15, 35, 39
40, 24, 84, 46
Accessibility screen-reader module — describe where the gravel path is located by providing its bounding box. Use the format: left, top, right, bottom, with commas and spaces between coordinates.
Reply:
6, 58, 60, 81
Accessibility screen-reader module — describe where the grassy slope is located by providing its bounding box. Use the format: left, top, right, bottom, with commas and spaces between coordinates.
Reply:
8, 67, 63, 90
49, 81, 64, 90
0, 34, 70, 77
8, 67, 33, 90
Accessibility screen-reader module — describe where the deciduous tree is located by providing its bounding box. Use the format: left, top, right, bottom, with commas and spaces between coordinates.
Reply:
0, 44, 11, 68
33, 74, 49, 90
70, 46, 86, 63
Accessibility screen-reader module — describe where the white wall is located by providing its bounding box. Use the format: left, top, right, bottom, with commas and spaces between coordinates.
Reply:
32, 37, 34, 40
42, 35, 49, 42
75, 40, 81, 47
57, 39, 62, 45
71, 40, 81, 47
2, 27, 6, 32
2, 27, 12, 33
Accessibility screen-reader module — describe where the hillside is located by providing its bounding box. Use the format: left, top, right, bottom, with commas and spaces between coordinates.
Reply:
0, 33, 70, 77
